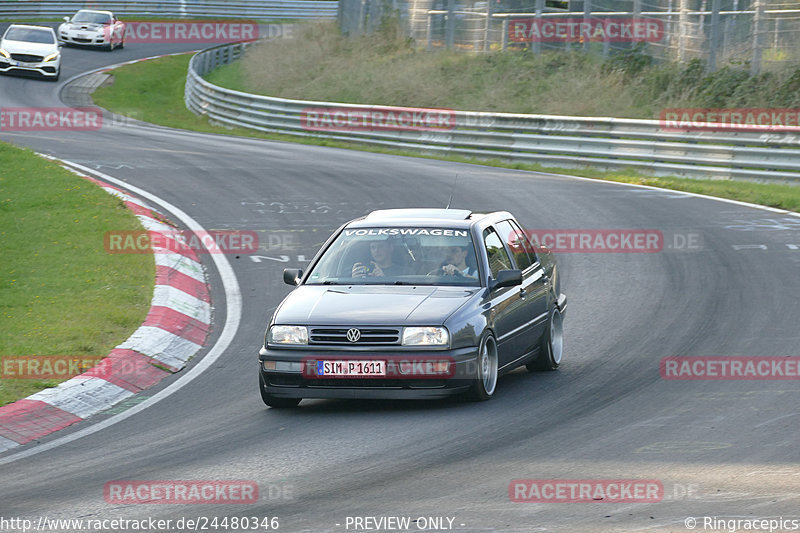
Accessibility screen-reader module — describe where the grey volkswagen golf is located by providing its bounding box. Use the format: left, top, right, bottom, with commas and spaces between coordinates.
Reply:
258, 208, 567, 407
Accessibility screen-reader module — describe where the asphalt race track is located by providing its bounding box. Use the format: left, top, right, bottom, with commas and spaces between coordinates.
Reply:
1, 31, 799, 533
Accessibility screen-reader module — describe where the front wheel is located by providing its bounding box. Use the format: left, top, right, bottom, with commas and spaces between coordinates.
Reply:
469, 333, 498, 401
527, 307, 563, 372
259, 373, 301, 408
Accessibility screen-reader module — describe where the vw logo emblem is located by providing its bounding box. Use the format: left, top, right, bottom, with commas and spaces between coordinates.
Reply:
346, 328, 361, 343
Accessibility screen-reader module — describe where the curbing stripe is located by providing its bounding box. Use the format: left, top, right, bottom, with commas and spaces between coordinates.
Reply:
154, 252, 205, 282
0, 400, 83, 445
143, 306, 210, 346
152, 284, 211, 324
123, 200, 166, 220
0, 435, 19, 453
84, 349, 172, 393
155, 265, 210, 302
117, 326, 203, 370
28, 377, 134, 420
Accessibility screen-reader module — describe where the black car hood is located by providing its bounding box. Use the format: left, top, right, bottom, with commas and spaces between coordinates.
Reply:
274, 285, 478, 325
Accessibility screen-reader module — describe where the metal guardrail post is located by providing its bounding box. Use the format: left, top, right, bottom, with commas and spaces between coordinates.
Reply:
708, 0, 721, 72
445, 0, 456, 50
583, 0, 591, 52
678, 0, 688, 63
751, 0, 765, 75
533, 0, 543, 54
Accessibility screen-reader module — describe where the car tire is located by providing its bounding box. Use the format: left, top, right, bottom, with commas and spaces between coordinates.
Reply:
51, 68, 60, 82
469, 333, 498, 401
527, 307, 563, 372
119, 38, 124, 49
259, 373, 301, 408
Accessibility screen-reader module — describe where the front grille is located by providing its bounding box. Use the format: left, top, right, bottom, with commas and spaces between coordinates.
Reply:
10, 54, 43, 62
309, 327, 401, 346
74, 38, 92, 43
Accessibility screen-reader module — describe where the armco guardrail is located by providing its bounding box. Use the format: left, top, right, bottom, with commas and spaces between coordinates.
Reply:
186, 42, 800, 183
0, 0, 337, 20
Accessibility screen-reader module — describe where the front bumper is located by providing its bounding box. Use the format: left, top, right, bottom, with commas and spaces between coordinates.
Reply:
258, 345, 479, 400
60, 33, 109, 46
0, 60, 59, 77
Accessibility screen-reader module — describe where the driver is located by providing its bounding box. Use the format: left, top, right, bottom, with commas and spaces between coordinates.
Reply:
352, 239, 405, 277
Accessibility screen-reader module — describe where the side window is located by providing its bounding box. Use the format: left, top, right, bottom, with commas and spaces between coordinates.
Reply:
483, 228, 513, 278
496, 220, 534, 271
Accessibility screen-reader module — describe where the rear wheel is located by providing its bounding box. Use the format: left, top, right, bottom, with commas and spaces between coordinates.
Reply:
527, 307, 563, 371
259, 373, 301, 408
469, 333, 498, 401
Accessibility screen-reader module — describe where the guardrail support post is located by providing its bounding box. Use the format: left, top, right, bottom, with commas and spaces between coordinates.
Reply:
707, 0, 721, 72
445, 0, 456, 50
678, 0, 688, 63
533, 0, 543, 54
751, 0, 764, 75
583, 0, 591, 52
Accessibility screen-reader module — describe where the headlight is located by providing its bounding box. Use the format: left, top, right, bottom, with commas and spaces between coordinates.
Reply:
0, 49, 9, 59
402, 327, 449, 346
44, 52, 59, 62
268, 325, 308, 345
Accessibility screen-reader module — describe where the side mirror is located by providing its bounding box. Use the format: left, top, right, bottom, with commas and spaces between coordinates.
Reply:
63, 16, 70, 22
489, 269, 522, 291
283, 268, 303, 286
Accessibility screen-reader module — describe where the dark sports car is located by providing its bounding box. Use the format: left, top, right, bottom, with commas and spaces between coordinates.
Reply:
258, 208, 567, 407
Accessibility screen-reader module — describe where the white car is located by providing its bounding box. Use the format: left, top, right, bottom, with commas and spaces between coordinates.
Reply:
0, 25, 61, 81
58, 9, 126, 50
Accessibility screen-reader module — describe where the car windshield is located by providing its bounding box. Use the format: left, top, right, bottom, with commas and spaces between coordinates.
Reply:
4, 27, 55, 44
72, 11, 112, 24
306, 227, 481, 286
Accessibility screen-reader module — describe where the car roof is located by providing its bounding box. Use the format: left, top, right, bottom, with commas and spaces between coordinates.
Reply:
346, 208, 503, 229
6, 24, 55, 32
75, 9, 114, 15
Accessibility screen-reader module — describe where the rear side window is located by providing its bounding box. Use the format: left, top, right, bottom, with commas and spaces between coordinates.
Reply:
483, 228, 513, 277
495, 219, 536, 270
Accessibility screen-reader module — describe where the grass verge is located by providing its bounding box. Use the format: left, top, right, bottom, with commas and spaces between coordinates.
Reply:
0, 143, 154, 406
92, 50, 800, 214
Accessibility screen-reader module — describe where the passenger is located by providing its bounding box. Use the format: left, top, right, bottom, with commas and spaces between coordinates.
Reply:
352, 239, 406, 277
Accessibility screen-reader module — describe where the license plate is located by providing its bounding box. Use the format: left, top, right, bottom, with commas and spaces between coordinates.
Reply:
78, 33, 88, 39
316, 360, 386, 377
14, 61, 36, 67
